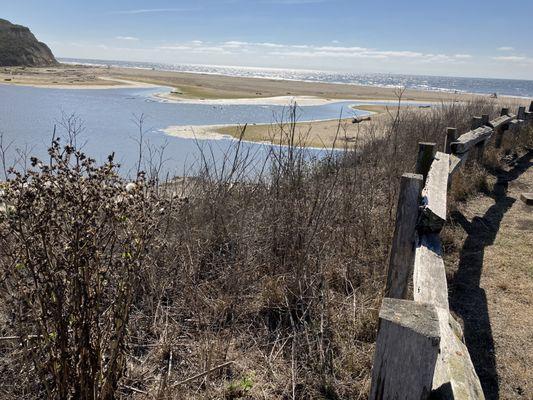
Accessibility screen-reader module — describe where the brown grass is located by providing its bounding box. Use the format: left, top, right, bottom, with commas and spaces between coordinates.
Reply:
443, 144, 533, 399
0, 97, 530, 399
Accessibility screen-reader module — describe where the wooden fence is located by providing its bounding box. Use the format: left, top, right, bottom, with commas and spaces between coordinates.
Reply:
369, 101, 533, 399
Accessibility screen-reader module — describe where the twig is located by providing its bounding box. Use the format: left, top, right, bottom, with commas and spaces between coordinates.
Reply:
167, 349, 173, 378
171, 361, 234, 388
0, 335, 41, 341
121, 384, 148, 395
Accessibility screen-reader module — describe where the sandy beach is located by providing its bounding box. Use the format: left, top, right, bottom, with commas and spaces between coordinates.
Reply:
155, 93, 352, 106
1, 64, 480, 103
162, 103, 410, 149
206, 104, 428, 148
1, 64, 522, 148
161, 118, 373, 149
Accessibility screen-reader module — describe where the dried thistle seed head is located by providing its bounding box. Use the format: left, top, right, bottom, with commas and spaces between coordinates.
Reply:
125, 182, 137, 192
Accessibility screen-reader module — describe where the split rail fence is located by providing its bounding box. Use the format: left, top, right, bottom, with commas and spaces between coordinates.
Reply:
369, 101, 533, 399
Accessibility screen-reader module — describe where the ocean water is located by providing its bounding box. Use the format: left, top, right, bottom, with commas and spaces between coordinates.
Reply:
61, 58, 533, 99
0, 84, 380, 176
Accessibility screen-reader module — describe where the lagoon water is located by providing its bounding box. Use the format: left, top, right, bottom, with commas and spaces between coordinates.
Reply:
0, 84, 372, 176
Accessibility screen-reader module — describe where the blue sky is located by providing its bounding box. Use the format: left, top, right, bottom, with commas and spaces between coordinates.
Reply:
3, 0, 533, 79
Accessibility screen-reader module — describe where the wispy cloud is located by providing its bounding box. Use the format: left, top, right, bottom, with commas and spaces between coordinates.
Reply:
493, 56, 527, 61
155, 39, 475, 64
158, 41, 234, 55
497, 46, 515, 51
109, 8, 196, 15
454, 54, 472, 59
115, 36, 139, 41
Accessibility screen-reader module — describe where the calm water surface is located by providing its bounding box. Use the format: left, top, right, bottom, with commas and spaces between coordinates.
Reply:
0, 84, 406, 176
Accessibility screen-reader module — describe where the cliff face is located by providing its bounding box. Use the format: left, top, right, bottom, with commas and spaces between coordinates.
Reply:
0, 18, 58, 67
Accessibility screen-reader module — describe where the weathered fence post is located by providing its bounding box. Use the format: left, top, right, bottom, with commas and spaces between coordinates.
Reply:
469, 116, 488, 161
471, 116, 482, 130
416, 142, 436, 183
475, 140, 486, 162
495, 108, 510, 148
385, 173, 424, 299
418, 152, 450, 233
526, 103, 533, 121
444, 128, 457, 154
369, 298, 440, 400
517, 106, 526, 120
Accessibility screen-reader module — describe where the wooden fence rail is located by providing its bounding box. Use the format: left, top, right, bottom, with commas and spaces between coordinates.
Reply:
372, 101, 533, 399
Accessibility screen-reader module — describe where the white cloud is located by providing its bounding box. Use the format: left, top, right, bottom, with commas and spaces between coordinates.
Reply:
222, 41, 250, 48
493, 56, 527, 61
68, 36, 533, 79
497, 46, 514, 51
270, 50, 386, 59
149, 39, 477, 65
51, 38, 533, 79
158, 46, 193, 51
257, 42, 285, 48
115, 36, 139, 41
314, 46, 368, 52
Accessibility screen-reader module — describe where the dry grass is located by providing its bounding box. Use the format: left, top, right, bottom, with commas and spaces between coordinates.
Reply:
444, 144, 533, 399
0, 98, 529, 399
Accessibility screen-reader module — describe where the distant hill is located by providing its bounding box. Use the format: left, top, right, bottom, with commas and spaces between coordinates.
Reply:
0, 18, 57, 67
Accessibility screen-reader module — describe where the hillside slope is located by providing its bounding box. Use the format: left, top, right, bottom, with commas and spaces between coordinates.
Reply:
0, 18, 57, 66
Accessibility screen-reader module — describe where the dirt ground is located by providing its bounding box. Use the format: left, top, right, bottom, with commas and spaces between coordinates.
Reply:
445, 150, 533, 399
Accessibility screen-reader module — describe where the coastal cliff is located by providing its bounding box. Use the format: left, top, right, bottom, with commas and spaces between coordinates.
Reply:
0, 18, 57, 66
